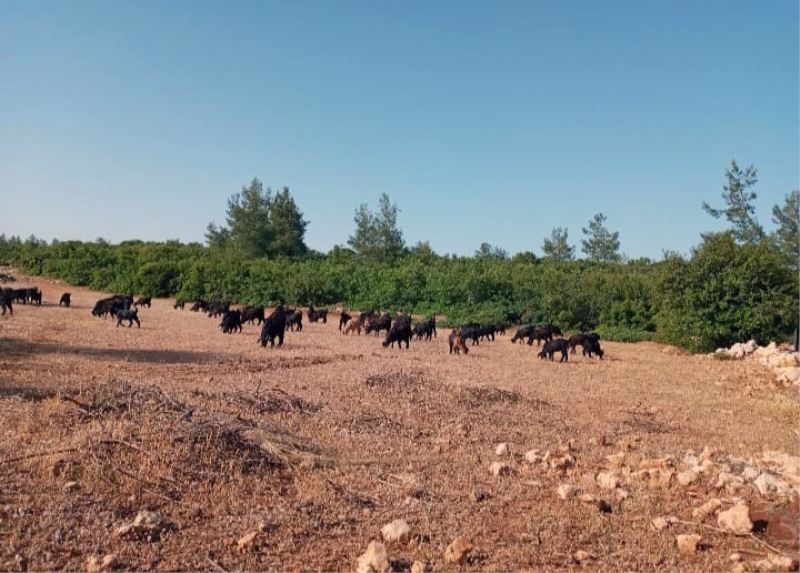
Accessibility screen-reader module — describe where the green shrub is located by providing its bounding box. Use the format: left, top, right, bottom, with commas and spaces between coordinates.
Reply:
3, 231, 796, 354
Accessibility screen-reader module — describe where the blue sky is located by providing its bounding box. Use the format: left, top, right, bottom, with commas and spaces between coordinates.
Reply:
1, 0, 797, 258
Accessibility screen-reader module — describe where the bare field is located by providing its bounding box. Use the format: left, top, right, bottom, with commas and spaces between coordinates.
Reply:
0, 277, 798, 572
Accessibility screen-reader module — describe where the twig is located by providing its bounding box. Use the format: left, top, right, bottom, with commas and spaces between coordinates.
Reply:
1, 447, 78, 465
112, 466, 184, 505
205, 556, 228, 573
732, 548, 770, 556
98, 439, 145, 453
672, 519, 788, 556
60, 395, 95, 413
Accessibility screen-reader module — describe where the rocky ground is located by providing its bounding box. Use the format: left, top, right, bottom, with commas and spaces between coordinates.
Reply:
0, 275, 798, 572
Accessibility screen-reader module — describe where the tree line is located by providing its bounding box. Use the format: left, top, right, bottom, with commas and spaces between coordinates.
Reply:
1, 160, 797, 353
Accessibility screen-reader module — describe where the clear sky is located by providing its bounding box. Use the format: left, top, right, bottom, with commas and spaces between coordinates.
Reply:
2, 0, 798, 258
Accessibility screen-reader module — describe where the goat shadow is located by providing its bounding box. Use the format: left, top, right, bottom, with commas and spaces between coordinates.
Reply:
0, 337, 227, 365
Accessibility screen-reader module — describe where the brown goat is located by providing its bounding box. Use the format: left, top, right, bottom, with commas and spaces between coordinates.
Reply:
448, 329, 469, 355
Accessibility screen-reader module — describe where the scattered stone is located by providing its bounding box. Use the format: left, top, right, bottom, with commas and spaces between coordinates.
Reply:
640, 457, 671, 470
551, 454, 576, 472
495, 442, 509, 456
717, 504, 753, 534
749, 498, 800, 549
716, 472, 745, 493
381, 519, 411, 544
596, 470, 619, 490
489, 461, 512, 477
557, 439, 576, 453
411, 561, 426, 573
606, 452, 626, 467
676, 533, 701, 555
573, 550, 594, 562
237, 531, 259, 552
62, 481, 79, 493
524, 450, 542, 464
557, 484, 579, 500
761, 451, 800, 480
614, 488, 629, 502
617, 435, 640, 451
693, 459, 715, 474
646, 468, 674, 489
356, 541, 391, 573
444, 536, 473, 564
741, 466, 760, 482
753, 472, 792, 498
764, 554, 798, 572
651, 517, 669, 531
692, 498, 722, 520
113, 510, 169, 540
729, 553, 742, 563
579, 493, 597, 504
86, 554, 117, 573
731, 563, 746, 573
677, 469, 699, 486
112, 523, 134, 538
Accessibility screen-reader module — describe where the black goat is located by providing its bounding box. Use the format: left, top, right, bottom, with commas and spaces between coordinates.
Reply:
115, 308, 141, 328
260, 306, 287, 347
220, 309, 243, 333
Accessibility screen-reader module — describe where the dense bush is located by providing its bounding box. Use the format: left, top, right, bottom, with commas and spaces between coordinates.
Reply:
2, 231, 796, 353
654, 232, 798, 352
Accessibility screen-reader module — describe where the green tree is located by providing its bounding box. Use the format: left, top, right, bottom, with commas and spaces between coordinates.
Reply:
348, 193, 405, 260
703, 160, 765, 243
542, 227, 575, 261
206, 179, 308, 258
511, 251, 537, 264
207, 178, 274, 257
410, 241, 437, 260
656, 232, 798, 351
581, 213, 621, 262
205, 222, 231, 251
474, 243, 508, 260
771, 190, 799, 271
269, 187, 308, 257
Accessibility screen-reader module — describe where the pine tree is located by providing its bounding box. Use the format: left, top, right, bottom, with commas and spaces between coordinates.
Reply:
269, 187, 308, 257
348, 193, 405, 260
581, 213, 621, 262
205, 178, 308, 258
702, 160, 765, 243
542, 227, 575, 261
771, 190, 799, 271
474, 243, 508, 260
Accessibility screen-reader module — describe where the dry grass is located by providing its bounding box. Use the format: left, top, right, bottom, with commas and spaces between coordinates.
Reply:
0, 275, 797, 571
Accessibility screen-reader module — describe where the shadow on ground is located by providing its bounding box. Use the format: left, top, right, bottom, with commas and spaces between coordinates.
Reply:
0, 337, 227, 365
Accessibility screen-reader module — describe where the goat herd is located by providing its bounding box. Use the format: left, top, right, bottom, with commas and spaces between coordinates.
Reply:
0, 287, 606, 362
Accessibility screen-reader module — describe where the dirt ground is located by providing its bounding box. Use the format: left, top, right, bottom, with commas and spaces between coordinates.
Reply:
1, 276, 798, 572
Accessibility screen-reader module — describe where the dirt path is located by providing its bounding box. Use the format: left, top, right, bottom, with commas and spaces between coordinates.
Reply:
1, 276, 797, 571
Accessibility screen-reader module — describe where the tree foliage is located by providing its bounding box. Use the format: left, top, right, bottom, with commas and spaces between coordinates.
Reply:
4, 161, 797, 353
347, 193, 405, 261
270, 187, 308, 258
542, 227, 575, 261
206, 178, 307, 258
581, 213, 621, 262
771, 190, 799, 271
7, 231, 796, 353
655, 232, 797, 352
474, 243, 508, 260
703, 160, 765, 244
